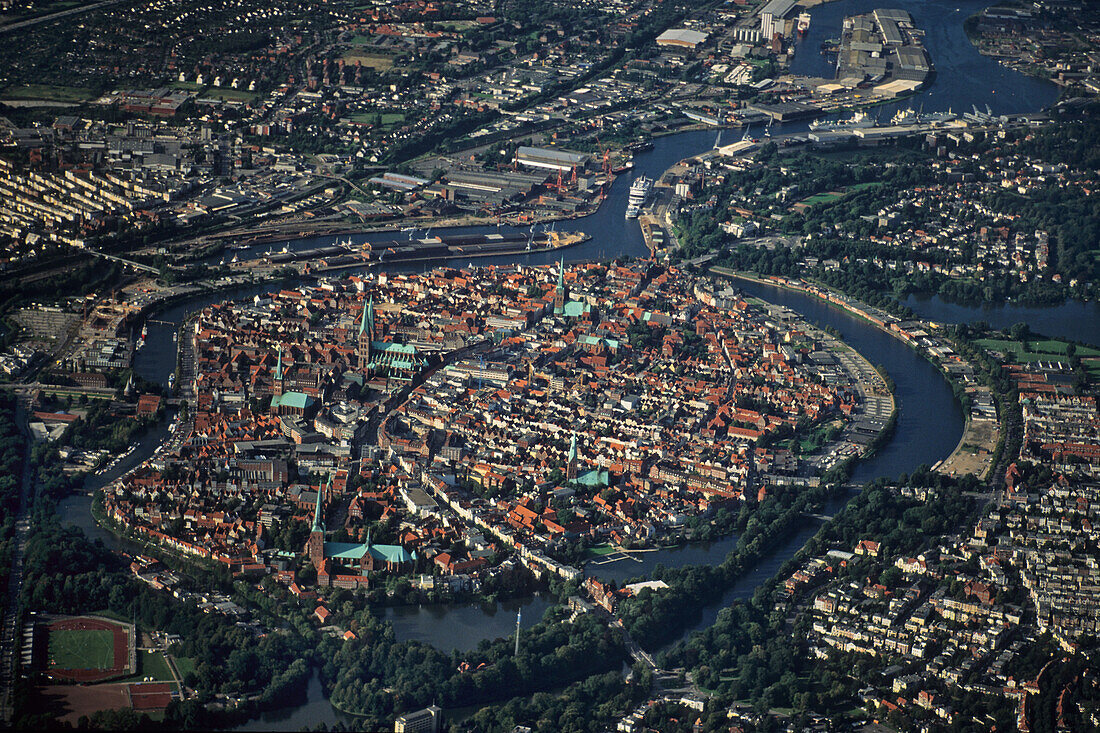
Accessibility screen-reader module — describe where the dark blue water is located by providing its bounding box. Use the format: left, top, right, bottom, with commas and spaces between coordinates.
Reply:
791, 0, 1059, 115
382, 595, 555, 653
903, 294, 1100, 346
585, 534, 742, 585
732, 277, 965, 483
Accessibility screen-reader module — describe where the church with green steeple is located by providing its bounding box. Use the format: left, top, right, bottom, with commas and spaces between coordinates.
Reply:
305, 474, 418, 588
352, 293, 429, 384
552, 258, 590, 319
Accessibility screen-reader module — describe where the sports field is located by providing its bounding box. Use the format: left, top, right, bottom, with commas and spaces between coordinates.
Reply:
46, 616, 132, 682
48, 629, 115, 670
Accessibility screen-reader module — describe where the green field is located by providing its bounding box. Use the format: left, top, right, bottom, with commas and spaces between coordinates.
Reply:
584, 543, 620, 559
976, 338, 1100, 361
346, 112, 405, 126
1, 84, 96, 103
119, 650, 175, 684
341, 51, 394, 70
172, 655, 196, 680
198, 88, 258, 103
48, 629, 115, 670
799, 182, 879, 207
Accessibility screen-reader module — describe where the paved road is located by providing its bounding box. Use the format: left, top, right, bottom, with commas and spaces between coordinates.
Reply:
0, 0, 126, 34
0, 396, 36, 724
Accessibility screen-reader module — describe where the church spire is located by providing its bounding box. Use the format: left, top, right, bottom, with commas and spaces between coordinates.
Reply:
566, 433, 578, 480
359, 294, 374, 337
311, 474, 328, 533
554, 258, 567, 314
274, 349, 283, 381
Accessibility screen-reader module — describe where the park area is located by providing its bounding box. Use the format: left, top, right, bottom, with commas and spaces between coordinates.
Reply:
976, 337, 1100, 377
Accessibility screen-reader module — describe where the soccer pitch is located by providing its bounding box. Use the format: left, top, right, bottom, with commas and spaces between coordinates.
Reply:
48, 629, 115, 670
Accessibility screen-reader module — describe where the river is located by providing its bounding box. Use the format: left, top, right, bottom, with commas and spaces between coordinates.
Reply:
902, 294, 1100, 347
63, 2, 1067, 724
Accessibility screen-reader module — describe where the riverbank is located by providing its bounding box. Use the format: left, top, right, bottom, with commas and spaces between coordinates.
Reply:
711, 268, 1003, 483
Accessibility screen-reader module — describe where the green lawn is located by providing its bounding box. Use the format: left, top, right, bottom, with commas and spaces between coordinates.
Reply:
172, 655, 196, 680
341, 51, 394, 70
48, 629, 115, 670
198, 88, 258, 103
1, 84, 96, 102
976, 338, 1100, 361
118, 650, 175, 684
346, 112, 405, 126
584, 543, 619, 558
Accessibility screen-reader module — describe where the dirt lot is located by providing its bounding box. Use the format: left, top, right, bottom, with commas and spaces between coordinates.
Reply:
938, 417, 999, 478
37, 683, 131, 726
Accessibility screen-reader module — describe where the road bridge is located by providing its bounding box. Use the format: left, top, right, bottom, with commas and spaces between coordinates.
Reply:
87, 248, 160, 275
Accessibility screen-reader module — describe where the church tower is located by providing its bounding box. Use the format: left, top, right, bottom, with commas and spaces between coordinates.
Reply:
554, 257, 567, 314
273, 349, 285, 397
307, 474, 328, 567
566, 433, 578, 481
357, 295, 374, 371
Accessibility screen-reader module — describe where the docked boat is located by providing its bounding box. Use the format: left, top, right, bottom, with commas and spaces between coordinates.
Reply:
612, 160, 634, 174
797, 12, 811, 36
628, 176, 653, 208
891, 107, 918, 126
625, 204, 641, 219
918, 108, 956, 124
808, 110, 877, 132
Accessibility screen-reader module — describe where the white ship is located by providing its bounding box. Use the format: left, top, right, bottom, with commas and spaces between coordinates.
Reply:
797, 12, 811, 35
809, 110, 877, 131
628, 176, 652, 207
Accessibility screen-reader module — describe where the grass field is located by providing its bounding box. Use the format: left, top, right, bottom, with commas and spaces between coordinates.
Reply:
346, 112, 405, 126
198, 88, 258, 103
172, 656, 196, 680
584, 543, 620, 559
49, 629, 115, 670
119, 650, 175, 684
341, 51, 394, 70
976, 338, 1100, 360
1, 84, 95, 102
798, 182, 880, 207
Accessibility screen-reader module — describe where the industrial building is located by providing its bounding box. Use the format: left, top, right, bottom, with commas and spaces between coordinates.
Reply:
759, 0, 797, 39
656, 28, 710, 50
514, 146, 589, 173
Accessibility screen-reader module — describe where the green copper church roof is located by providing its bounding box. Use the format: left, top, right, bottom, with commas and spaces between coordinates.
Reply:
324, 541, 417, 564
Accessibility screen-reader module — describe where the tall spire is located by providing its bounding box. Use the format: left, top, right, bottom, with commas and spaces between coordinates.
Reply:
557, 257, 565, 293
274, 349, 283, 381
311, 474, 328, 533
568, 433, 577, 463
359, 294, 374, 337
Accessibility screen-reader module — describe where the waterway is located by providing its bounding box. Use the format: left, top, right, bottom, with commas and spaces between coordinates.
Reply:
82, 4, 1067, 721
902, 294, 1100, 347
790, 0, 1059, 116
